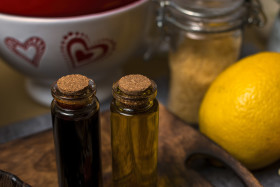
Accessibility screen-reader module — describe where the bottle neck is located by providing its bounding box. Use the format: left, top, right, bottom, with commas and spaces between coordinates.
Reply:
112, 97, 156, 114
51, 79, 97, 110
112, 80, 157, 113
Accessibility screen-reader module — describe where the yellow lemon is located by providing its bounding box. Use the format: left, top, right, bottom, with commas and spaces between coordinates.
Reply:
199, 52, 280, 170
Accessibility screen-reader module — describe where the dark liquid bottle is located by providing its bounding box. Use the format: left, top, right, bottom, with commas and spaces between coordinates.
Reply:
51, 74, 103, 187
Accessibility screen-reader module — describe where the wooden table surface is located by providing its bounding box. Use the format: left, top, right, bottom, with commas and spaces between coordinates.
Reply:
0, 104, 263, 187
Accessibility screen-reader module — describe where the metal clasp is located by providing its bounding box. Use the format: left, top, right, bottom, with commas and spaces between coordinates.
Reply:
143, 0, 168, 60
246, 0, 267, 27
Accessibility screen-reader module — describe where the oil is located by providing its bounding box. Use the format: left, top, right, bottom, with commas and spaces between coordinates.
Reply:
110, 74, 159, 187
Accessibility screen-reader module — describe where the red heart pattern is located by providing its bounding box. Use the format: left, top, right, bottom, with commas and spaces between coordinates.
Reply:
5, 37, 46, 68
61, 32, 115, 69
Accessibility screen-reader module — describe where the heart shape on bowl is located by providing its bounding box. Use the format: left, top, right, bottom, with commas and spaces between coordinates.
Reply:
4, 37, 46, 68
61, 32, 116, 69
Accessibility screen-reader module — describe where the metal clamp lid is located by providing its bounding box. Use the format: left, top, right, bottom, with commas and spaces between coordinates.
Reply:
155, 0, 266, 32
144, 0, 266, 60
246, 0, 267, 27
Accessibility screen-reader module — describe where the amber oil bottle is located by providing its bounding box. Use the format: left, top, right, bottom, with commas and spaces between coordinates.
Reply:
51, 74, 103, 187
111, 74, 159, 187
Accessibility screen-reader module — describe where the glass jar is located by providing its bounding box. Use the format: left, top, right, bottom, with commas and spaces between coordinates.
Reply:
157, 0, 266, 124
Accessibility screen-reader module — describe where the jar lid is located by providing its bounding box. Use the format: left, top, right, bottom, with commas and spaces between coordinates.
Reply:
171, 0, 244, 18
157, 0, 266, 32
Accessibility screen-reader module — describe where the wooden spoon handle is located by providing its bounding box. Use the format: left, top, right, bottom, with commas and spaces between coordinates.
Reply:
184, 134, 263, 187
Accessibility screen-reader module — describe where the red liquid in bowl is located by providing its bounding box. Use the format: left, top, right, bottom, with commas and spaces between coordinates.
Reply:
0, 0, 139, 17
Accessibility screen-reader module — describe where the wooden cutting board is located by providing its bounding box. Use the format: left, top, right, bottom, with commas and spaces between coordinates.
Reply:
0, 104, 262, 186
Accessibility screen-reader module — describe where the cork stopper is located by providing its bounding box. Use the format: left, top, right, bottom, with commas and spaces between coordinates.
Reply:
57, 74, 89, 94
118, 74, 151, 95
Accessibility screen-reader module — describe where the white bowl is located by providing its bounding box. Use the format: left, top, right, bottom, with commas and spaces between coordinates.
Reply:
0, 0, 151, 106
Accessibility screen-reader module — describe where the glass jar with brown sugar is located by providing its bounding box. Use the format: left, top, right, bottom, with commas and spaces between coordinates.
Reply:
156, 0, 266, 124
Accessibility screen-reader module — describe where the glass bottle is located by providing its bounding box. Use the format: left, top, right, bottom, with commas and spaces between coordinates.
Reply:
156, 0, 266, 124
110, 74, 159, 187
51, 74, 103, 187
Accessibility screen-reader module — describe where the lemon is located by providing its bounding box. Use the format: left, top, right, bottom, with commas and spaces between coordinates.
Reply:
199, 52, 280, 170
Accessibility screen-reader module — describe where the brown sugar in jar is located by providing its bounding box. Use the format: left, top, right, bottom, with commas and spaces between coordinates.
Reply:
168, 32, 242, 124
